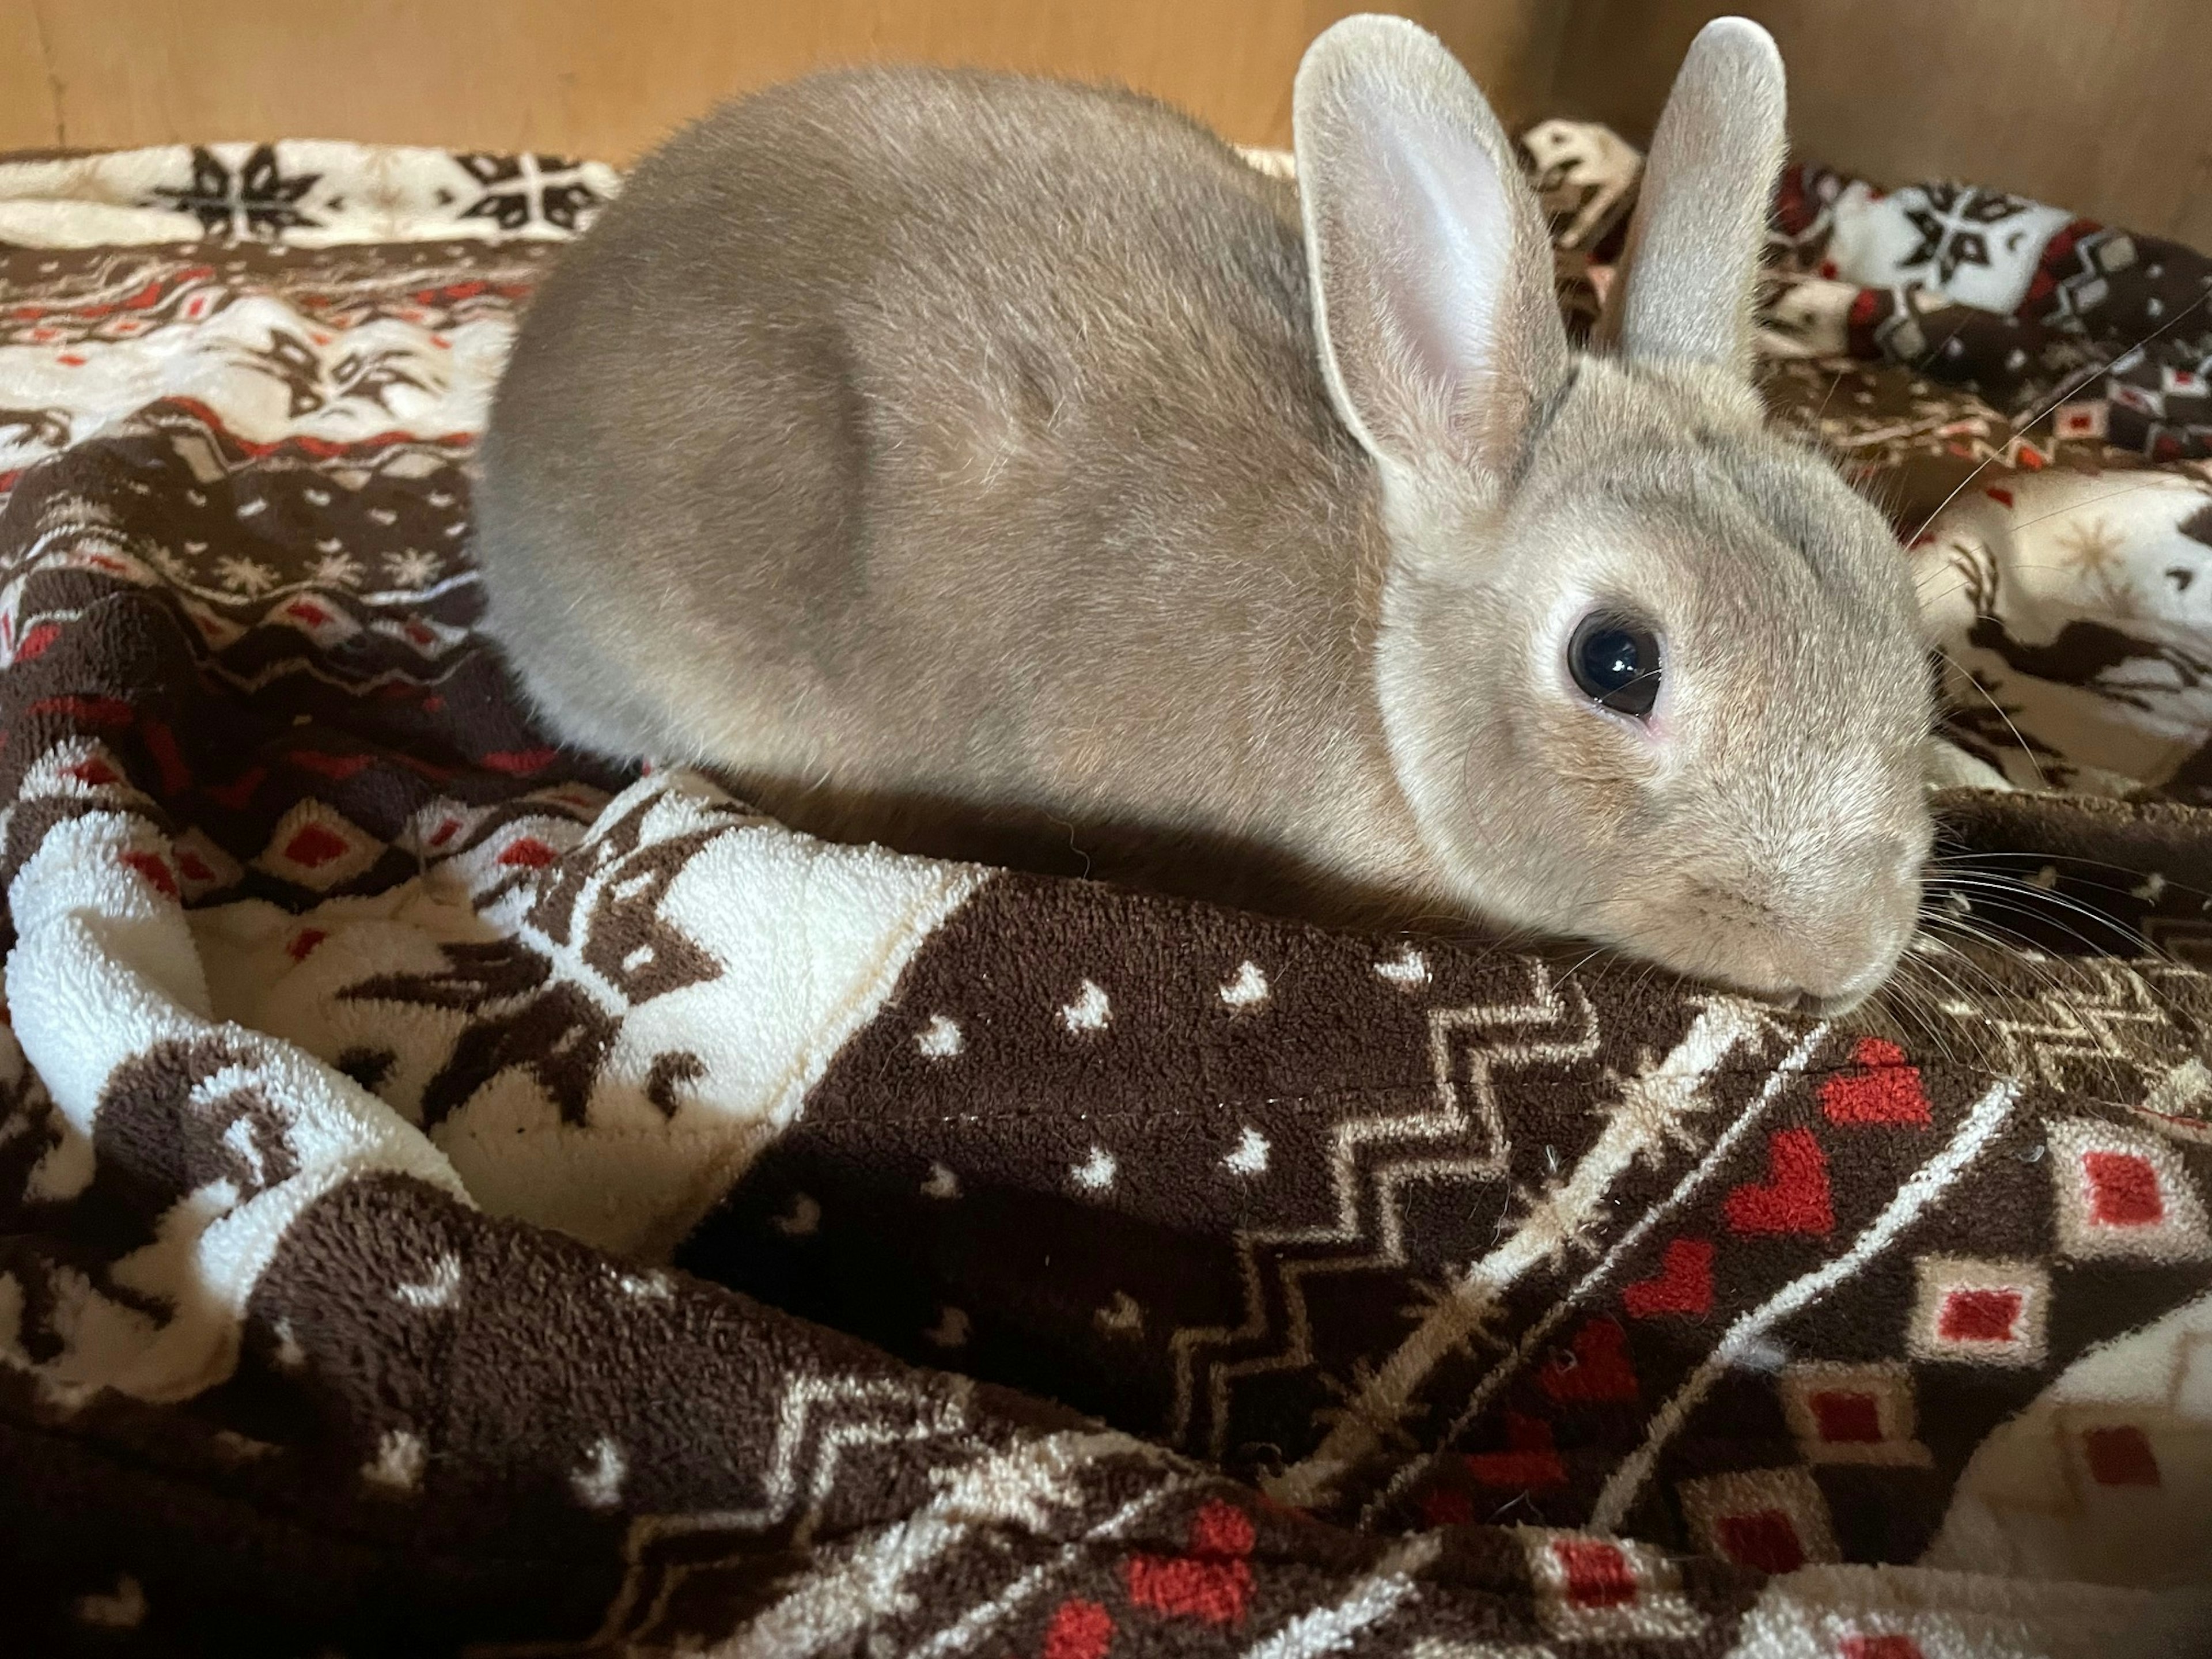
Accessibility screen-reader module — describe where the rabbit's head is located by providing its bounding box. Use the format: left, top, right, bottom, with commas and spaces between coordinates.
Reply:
1296, 14, 1931, 1011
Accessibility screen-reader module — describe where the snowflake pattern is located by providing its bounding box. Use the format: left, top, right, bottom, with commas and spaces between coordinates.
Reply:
329, 346, 434, 414
230, 330, 434, 420
457, 153, 607, 233
1311, 1357, 1430, 1456
1399, 1272, 1514, 1362
1899, 183, 2040, 287
1501, 1180, 1604, 1271
147, 146, 321, 237
2055, 518, 2139, 618
215, 554, 278, 596
1592, 1047, 1718, 1170
382, 548, 442, 588
311, 551, 366, 589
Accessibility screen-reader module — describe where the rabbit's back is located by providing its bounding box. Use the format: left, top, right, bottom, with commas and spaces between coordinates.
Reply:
476, 67, 1408, 906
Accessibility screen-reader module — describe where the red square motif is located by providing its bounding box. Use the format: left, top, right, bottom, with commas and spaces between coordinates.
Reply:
1717, 1509, 1805, 1574
2082, 1152, 2164, 1226
1938, 1288, 2020, 1344
1550, 1538, 1636, 1608
1808, 1391, 1883, 1444
2083, 1425, 2161, 1487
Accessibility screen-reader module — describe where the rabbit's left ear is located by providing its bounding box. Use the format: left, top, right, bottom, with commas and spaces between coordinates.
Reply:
1293, 13, 1571, 491
1593, 16, 1786, 380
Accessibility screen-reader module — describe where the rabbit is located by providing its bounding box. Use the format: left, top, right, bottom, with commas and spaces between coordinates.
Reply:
474, 13, 1934, 1014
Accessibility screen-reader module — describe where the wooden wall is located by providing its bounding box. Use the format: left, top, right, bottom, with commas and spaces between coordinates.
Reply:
0, 1, 1560, 159
1549, 0, 2212, 252
0, 1, 2200, 248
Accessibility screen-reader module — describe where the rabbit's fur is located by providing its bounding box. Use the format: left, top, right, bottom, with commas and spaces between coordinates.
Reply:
476, 14, 1932, 1010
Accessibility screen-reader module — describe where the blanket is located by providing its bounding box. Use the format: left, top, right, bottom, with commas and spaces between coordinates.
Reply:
1, 135, 2210, 1658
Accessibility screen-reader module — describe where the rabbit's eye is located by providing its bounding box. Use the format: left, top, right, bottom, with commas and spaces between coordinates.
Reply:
1568, 613, 1662, 719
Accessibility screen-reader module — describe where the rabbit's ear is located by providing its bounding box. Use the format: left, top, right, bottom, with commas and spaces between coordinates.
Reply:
1293, 14, 1569, 492
1593, 17, 1785, 377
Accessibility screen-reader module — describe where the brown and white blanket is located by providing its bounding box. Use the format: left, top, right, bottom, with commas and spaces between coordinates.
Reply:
1, 133, 2210, 1658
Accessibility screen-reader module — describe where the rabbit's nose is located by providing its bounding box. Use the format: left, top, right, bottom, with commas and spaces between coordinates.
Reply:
1748, 982, 1869, 1019
1777, 921, 1911, 1014
1801, 977, 1884, 1020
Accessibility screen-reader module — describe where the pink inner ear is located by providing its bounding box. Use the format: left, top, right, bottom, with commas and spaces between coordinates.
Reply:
1368, 104, 1508, 415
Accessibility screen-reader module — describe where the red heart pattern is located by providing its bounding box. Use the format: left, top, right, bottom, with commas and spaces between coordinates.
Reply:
1821, 1037, 1931, 1126
1724, 1128, 1834, 1235
1464, 1411, 1567, 1488
1538, 1316, 1640, 1404
1123, 1499, 1255, 1627
1623, 1237, 1715, 1319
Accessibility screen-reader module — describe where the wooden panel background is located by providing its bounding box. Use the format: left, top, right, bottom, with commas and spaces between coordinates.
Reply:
0, 0, 2201, 249
0, 1, 1562, 158
1550, 0, 2212, 252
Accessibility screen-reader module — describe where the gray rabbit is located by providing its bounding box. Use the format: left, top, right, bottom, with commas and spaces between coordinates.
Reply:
476, 14, 1933, 1013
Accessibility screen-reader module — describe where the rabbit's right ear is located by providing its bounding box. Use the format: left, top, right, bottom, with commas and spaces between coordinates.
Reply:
1592, 17, 1786, 377
1293, 15, 1570, 500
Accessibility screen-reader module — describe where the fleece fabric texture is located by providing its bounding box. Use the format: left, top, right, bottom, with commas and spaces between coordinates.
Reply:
1, 135, 2210, 1657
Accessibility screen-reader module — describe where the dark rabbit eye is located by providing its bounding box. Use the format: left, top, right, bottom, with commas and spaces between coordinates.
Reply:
1568, 613, 1663, 718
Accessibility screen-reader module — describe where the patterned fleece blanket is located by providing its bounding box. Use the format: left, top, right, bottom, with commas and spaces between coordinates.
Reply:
2, 134, 2210, 1659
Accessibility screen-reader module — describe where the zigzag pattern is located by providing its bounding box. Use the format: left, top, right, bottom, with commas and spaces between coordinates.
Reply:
1165, 962, 1603, 1462
1270, 995, 1790, 1510
1936, 957, 2181, 1094
631, 1370, 985, 1549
